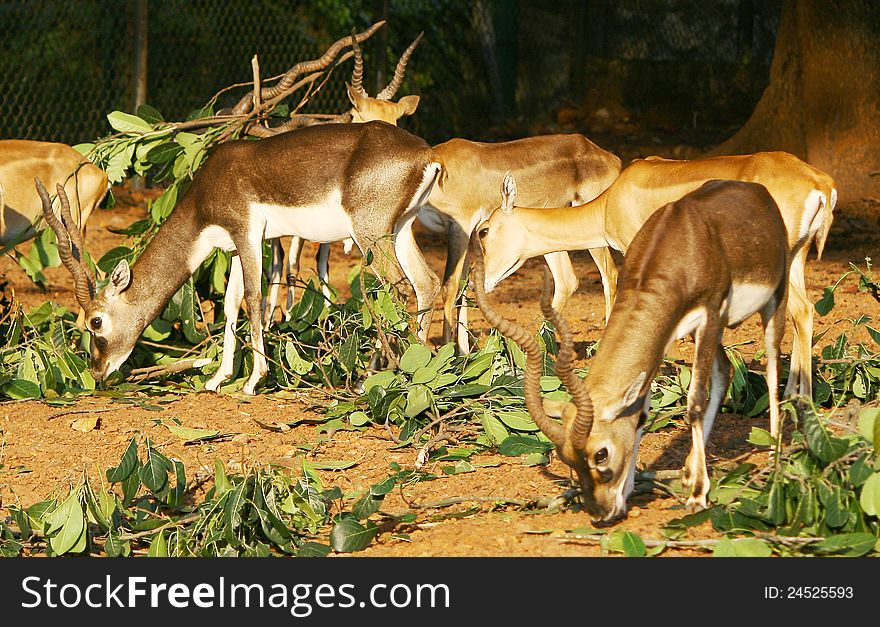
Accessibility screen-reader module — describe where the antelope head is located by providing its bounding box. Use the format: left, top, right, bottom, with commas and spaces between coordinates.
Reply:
36, 179, 138, 381
472, 249, 647, 524
475, 171, 533, 294
346, 32, 422, 124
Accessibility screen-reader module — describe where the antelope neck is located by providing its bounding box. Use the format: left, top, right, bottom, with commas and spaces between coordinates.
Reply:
517, 196, 609, 255
123, 203, 205, 330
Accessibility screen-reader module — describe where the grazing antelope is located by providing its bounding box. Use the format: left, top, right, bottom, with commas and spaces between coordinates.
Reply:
475, 179, 791, 524
42, 121, 442, 395
1, 140, 108, 249
264, 33, 424, 326
421, 134, 621, 354
477, 152, 836, 400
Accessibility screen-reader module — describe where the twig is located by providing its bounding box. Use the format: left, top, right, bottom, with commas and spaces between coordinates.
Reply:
358, 265, 400, 369
251, 54, 261, 113
128, 358, 212, 381
46, 406, 123, 421
116, 513, 202, 541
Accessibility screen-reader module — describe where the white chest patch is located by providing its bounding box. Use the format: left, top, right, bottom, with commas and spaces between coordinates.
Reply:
672, 307, 706, 341
190, 225, 235, 272
251, 190, 353, 243
724, 283, 776, 325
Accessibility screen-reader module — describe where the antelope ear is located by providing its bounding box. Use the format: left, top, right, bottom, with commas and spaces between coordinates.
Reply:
107, 259, 131, 297
543, 399, 577, 421
621, 371, 648, 412
501, 171, 517, 214
397, 95, 420, 116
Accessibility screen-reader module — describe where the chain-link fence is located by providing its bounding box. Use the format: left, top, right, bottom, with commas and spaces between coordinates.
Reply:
0, 0, 780, 147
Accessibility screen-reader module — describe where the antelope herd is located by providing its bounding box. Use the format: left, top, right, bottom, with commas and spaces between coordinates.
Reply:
5, 29, 839, 524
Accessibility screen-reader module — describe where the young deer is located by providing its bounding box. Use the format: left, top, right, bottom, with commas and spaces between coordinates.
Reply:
475, 179, 790, 524
478, 152, 836, 400
264, 33, 424, 326
41, 121, 441, 395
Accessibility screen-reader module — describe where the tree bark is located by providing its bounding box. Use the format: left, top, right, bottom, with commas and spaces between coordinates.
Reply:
709, 0, 880, 203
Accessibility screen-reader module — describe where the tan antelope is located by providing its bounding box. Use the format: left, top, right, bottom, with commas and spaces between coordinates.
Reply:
477, 152, 836, 400
264, 33, 424, 326
421, 135, 621, 353
41, 120, 442, 395
1, 140, 108, 250
475, 179, 791, 524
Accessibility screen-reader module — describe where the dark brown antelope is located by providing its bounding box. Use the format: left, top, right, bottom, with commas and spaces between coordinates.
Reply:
264, 32, 424, 326
475, 179, 790, 524
41, 120, 441, 395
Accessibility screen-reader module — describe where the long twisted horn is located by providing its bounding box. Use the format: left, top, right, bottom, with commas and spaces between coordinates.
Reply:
471, 244, 565, 447
349, 30, 367, 97
231, 21, 386, 114
376, 32, 423, 100
539, 268, 594, 449
55, 182, 96, 288
35, 179, 94, 309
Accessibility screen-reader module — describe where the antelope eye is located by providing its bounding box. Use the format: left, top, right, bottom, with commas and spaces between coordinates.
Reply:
478, 227, 489, 239
90, 317, 102, 330
595, 448, 608, 465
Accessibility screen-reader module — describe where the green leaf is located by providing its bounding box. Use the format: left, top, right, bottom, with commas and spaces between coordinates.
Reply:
330, 519, 379, 553
140, 445, 171, 493
814, 286, 835, 316
498, 435, 552, 457
857, 407, 879, 449
480, 411, 509, 446
136, 103, 165, 124
107, 110, 153, 133
349, 411, 370, 427
802, 404, 847, 463
747, 427, 776, 447
605, 530, 646, 556
1, 379, 42, 400
712, 537, 772, 557
106, 438, 139, 483
214, 458, 233, 496
97, 246, 133, 274
148, 530, 168, 557
400, 344, 432, 373
813, 533, 876, 557
411, 365, 439, 385
404, 384, 432, 418
165, 424, 220, 442
150, 184, 178, 222
46, 492, 86, 555
858, 473, 880, 517
352, 493, 383, 519
310, 460, 358, 471
497, 410, 539, 432
296, 542, 331, 558
462, 353, 494, 380
866, 325, 880, 346
362, 369, 397, 392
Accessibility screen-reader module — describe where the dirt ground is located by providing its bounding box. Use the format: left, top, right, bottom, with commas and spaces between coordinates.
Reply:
1, 175, 878, 557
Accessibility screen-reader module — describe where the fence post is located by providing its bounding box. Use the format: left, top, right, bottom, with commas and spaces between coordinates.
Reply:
132, 0, 148, 113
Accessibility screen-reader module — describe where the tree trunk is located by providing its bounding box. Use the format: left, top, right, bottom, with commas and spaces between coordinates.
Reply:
709, 0, 880, 203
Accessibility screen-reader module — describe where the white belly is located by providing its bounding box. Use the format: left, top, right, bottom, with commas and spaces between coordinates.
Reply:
251, 190, 353, 243
724, 283, 776, 326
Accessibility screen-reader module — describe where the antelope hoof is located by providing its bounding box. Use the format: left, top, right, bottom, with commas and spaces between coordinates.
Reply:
204, 375, 226, 393
685, 494, 708, 514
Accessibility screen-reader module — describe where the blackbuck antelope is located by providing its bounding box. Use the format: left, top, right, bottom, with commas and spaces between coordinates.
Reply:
42, 121, 442, 395
475, 179, 791, 524
1, 140, 108, 249
420, 135, 621, 354
264, 32, 424, 326
477, 152, 836, 400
